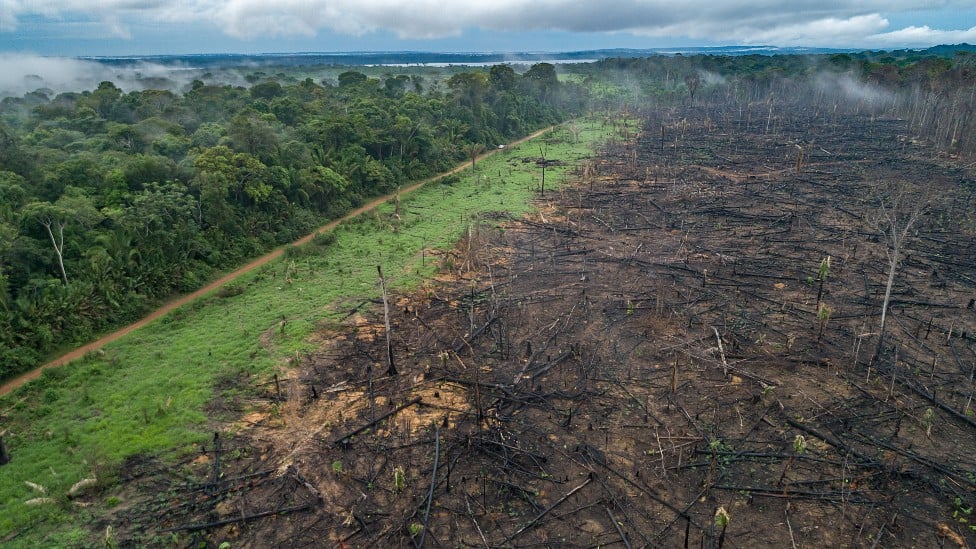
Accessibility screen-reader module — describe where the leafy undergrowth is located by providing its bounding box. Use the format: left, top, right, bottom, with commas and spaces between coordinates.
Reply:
0, 117, 626, 546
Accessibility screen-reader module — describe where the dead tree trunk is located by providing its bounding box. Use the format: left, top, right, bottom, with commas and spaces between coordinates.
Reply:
539, 144, 547, 196
872, 192, 925, 363
378, 265, 398, 376
0, 435, 9, 465
41, 218, 68, 285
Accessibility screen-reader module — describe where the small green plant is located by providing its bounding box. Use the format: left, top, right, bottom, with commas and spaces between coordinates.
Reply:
393, 466, 406, 492
817, 303, 832, 341
922, 407, 936, 436
818, 256, 831, 281
779, 434, 806, 486
408, 523, 423, 537
714, 506, 730, 529
714, 507, 731, 548
708, 438, 725, 453
952, 497, 976, 532
104, 525, 118, 549
793, 434, 807, 455
331, 460, 344, 475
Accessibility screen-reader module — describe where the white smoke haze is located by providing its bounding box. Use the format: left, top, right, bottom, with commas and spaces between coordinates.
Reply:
698, 70, 725, 86
0, 54, 207, 97
814, 71, 896, 107
1, 0, 975, 48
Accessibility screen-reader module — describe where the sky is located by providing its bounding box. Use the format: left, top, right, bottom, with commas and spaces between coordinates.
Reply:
0, 1, 974, 57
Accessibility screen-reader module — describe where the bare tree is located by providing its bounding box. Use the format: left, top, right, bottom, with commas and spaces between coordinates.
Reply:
37, 211, 68, 286
22, 189, 101, 286
377, 265, 398, 376
684, 73, 701, 105
567, 121, 581, 143
871, 187, 926, 362
467, 143, 484, 172
538, 143, 548, 196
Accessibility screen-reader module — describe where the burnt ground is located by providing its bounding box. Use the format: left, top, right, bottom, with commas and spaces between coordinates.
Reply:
116, 105, 976, 548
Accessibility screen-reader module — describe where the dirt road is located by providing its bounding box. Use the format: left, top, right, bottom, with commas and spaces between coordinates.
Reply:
0, 126, 556, 397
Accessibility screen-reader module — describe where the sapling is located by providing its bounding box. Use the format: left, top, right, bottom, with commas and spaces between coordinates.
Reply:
393, 466, 406, 492
921, 408, 935, 437
815, 256, 830, 309
714, 506, 731, 549
817, 303, 832, 342
778, 435, 806, 487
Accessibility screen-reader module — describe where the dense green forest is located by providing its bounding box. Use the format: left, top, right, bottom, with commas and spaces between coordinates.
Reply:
2, 47, 976, 382
0, 63, 584, 380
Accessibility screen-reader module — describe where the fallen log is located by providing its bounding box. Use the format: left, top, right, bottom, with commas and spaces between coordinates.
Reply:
159, 502, 317, 533
333, 397, 423, 446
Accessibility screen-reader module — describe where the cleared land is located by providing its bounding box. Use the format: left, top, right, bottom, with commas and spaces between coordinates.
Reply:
107, 105, 976, 547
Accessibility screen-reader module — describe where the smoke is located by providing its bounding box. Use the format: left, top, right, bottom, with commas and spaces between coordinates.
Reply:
698, 70, 725, 86
814, 71, 895, 106
0, 54, 206, 98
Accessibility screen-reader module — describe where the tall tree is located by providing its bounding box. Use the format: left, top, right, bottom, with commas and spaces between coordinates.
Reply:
22, 189, 101, 285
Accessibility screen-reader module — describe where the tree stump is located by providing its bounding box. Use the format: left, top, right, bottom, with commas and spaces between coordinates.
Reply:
0, 435, 10, 465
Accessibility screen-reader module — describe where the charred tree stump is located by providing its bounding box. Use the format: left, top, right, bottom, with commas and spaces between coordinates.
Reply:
208, 432, 221, 496
378, 265, 398, 376
0, 435, 9, 466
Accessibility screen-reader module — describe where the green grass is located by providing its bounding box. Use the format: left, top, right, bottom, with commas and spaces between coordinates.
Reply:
0, 119, 618, 546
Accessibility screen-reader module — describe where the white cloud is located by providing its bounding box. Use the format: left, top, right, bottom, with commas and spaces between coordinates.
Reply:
1, 0, 975, 48
867, 25, 976, 47
730, 15, 892, 46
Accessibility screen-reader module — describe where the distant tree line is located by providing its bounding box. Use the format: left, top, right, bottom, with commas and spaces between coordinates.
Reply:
579, 48, 976, 157
0, 63, 585, 380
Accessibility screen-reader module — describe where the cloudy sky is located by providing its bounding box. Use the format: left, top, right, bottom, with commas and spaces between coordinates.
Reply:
1, 1, 975, 56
